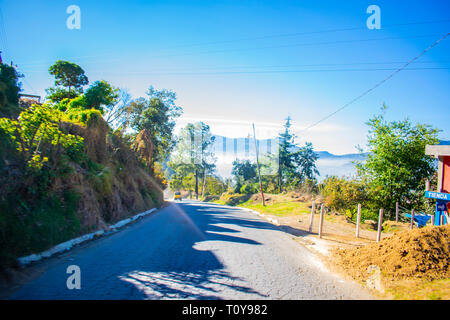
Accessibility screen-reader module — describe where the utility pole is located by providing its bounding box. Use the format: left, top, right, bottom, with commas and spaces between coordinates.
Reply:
201, 166, 207, 198
253, 123, 265, 206
278, 137, 282, 193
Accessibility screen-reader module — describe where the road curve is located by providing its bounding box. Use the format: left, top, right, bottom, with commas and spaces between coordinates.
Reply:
10, 201, 373, 300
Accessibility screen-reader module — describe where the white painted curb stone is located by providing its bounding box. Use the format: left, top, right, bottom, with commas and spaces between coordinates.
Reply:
17, 208, 158, 266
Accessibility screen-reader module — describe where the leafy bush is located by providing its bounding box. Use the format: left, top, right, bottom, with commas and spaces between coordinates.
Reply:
0, 104, 85, 171
240, 183, 258, 194
0, 190, 80, 267
218, 192, 252, 206
65, 107, 102, 125
320, 176, 368, 220
0, 63, 23, 118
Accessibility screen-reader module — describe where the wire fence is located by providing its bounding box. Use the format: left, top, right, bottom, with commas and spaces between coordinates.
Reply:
308, 200, 448, 243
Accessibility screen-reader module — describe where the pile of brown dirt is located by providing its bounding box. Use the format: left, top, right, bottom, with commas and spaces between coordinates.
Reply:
333, 225, 450, 281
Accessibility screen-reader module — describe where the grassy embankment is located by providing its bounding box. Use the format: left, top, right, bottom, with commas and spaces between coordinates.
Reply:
0, 109, 163, 269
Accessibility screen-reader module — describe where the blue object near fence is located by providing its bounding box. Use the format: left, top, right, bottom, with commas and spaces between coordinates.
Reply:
405, 214, 432, 228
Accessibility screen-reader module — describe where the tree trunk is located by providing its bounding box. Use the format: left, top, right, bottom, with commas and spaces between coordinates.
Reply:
195, 169, 199, 200
278, 165, 282, 193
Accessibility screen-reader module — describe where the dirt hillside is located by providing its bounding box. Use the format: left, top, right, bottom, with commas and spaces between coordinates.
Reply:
333, 224, 449, 281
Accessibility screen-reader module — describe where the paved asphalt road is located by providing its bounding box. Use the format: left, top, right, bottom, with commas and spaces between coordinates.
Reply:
10, 201, 373, 299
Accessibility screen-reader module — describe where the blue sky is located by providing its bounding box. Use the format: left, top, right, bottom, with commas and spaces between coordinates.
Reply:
1, 0, 449, 154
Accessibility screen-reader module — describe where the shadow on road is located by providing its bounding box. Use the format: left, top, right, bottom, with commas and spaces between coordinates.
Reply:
115, 201, 270, 299
11, 201, 310, 299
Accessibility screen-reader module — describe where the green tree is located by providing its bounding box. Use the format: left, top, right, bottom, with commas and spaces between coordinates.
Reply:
204, 175, 227, 196
168, 122, 216, 199
84, 80, 119, 112
277, 117, 319, 191
46, 87, 79, 103
231, 159, 257, 193
232, 159, 257, 182
47, 61, 88, 102
53, 80, 119, 116
0, 63, 23, 118
356, 106, 440, 219
49, 60, 88, 92
294, 142, 319, 183
129, 86, 182, 163
277, 117, 297, 192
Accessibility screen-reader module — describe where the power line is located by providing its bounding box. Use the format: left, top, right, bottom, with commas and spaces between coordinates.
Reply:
15, 18, 450, 66
19, 66, 450, 76
158, 18, 450, 50
19, 59, 448, 74
152, 60, 449, 71
299, 32, 450, 133
146, 33, 444, 60
17, 33, 443, 68
92, 66, 450, 75
22, 78, 38, 95
17, 33, 445, 67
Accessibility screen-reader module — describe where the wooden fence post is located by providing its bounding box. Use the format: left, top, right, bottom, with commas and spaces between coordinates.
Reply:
410, 209, 415, 230
356, 203, 361, 238
376, 208, 383, 242
319, 204, 325, 238
395, 202, 399, 223
309, 201, 315, 233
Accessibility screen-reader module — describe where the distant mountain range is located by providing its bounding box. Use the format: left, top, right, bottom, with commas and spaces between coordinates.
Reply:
211, 137, 449, 180
315, 151, 367, 180
211, 135, 367, 180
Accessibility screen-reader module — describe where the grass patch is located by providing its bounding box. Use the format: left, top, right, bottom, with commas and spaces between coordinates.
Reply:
238, 199, 310, 217
387, 279, 450, 300
0, 190, 81, 268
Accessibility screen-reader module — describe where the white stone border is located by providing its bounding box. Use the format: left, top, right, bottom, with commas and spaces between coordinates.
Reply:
17, 208, 157, 267
235, 206, 280, 226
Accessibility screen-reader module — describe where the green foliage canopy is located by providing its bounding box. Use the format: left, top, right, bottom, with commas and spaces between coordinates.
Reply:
277, 117, 319, 191
129, 86, 182, 162
84, 80, 119, 112
0, 63, 23, 118
168, 122, 216, 196
0, 103, 84, 171
48, 60, 88, 92
356, 106, 440, 218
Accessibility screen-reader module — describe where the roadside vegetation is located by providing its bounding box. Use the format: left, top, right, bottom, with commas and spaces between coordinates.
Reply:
182, 107, 439, 226
0, 60, 181, 269
166, 103, 444, 300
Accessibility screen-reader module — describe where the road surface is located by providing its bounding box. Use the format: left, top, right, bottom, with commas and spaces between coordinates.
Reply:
10, 201, 373, 299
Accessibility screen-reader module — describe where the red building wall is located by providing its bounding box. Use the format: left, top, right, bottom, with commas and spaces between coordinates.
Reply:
443, 156, 450, 193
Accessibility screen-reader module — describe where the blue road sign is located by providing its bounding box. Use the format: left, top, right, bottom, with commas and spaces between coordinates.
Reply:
437, 201, 447, 211
425, 191, 450, 201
